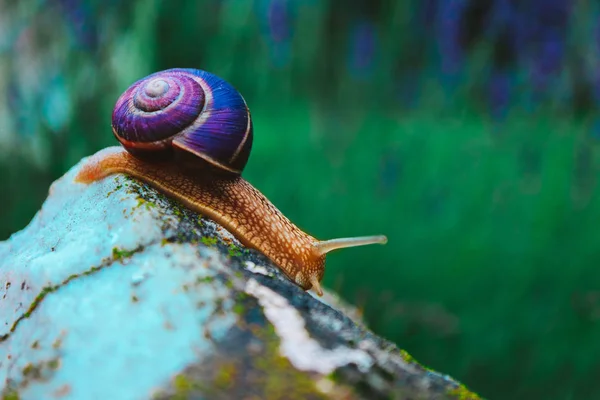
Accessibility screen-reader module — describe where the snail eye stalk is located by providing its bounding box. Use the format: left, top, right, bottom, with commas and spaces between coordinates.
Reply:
315, 235, 388, 255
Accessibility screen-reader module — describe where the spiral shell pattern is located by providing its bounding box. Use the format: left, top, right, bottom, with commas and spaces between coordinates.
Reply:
112, 68, 253, 174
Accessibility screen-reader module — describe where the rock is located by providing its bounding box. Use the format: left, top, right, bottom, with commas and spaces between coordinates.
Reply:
0, 152, 481, 400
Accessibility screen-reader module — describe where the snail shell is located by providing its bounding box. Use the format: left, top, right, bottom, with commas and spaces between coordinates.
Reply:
111, 68, 253, 174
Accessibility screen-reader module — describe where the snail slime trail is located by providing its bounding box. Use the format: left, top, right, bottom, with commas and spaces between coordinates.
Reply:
76, 68, 387, 296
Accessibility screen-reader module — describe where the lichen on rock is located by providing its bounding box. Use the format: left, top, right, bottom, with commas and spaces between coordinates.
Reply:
0, 155, 481, 399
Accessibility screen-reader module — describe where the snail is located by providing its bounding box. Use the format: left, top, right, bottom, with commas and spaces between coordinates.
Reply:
75, 68, 387, 296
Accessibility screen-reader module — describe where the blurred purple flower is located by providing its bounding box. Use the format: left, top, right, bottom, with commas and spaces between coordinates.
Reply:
479, 0, 570, 106
56, 0, 98, 49
256, 0, 293, 68
423, 0, 439, 27
530, 33, 564, 92
436, 0, 468, 78
348, 21, 376, 79
268, 0, 291, 43
519, 0, 570, 97
591, 18, 600, 106
486, 0, 515, 47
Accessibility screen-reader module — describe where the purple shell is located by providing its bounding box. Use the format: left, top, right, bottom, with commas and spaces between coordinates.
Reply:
112, 68, 253, 174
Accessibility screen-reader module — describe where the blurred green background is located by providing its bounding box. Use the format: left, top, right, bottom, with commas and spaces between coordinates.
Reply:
2, 0, 600, 398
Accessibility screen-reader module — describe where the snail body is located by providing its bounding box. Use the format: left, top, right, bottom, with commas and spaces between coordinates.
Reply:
76, 68, 387, 296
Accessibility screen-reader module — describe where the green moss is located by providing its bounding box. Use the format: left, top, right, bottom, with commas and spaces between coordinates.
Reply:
112, 246, 137, 261
17, 358, 61, 389
446, 384, 482, 400
399, 349, 419, 365
173, 374, 192, 393
135, 197, 157, 211
399, 350, 430, 371
52, 336, 62, 349
105, 182, 123, 197
25, 286, 59, 318
154, 307, 328, 399
398, 349, 438, 373
1, 246, 143, 342
227, 244, 242, 257
232, 303, 245, 315
1, 386, 19, 400
196, 276, 215, 285
200, 237, 218, 247
236, 292, 248, 300
213, 362, 237, 390
47, 358, 60, 370
252, 325, 328, 400
22, 363, 39, 379
165, 373, 212, 400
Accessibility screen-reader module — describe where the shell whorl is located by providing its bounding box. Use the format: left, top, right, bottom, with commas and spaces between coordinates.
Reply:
112, 68, 253, 174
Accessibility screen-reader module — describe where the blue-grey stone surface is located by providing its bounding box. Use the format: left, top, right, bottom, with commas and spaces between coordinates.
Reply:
0, 152, 480, 400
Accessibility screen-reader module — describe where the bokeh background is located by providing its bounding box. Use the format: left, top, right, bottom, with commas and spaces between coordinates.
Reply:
1, 0, 599, 398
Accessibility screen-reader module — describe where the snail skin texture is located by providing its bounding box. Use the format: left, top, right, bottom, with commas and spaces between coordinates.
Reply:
76, 68, 387, 296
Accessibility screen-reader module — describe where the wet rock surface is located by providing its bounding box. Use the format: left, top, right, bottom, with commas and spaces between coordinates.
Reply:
0, 154, 481, 399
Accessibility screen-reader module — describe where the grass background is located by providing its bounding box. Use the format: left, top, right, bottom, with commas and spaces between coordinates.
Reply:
1, 1, 600, 398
